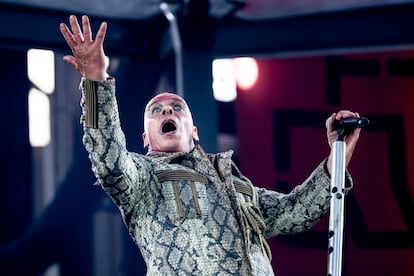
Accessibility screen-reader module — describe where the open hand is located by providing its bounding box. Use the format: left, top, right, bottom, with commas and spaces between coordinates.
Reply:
60, 15, 109, 80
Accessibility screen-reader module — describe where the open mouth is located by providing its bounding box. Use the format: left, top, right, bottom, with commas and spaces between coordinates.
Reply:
161, 120, 177, 134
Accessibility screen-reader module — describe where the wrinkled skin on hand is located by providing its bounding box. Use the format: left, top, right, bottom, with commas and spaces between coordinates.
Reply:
60, 15, 109, 81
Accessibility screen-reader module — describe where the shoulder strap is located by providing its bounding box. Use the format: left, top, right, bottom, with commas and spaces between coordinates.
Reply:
156, 170, 208, 183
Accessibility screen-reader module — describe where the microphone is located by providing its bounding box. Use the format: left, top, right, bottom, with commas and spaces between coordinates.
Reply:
334, 117, 369, 129
333, 116, 369, 136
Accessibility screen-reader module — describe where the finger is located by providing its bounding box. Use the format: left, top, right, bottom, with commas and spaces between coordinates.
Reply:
334, 112, 348, 121
69, 15, 84, 42
62, 56, 82, 75
82, 15, 92, 42
62, 55, 78, 69
59, 23, 76, 48
326, 113, 336, 130
346, 128, 361, 148
94, 21, 107, 46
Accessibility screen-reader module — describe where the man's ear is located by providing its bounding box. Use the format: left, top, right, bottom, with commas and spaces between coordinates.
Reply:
142, 132, 149, 148
192, 126, 200, 141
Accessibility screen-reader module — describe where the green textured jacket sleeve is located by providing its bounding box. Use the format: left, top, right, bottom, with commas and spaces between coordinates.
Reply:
258, 159, 353, 238
79, 77, 150, 225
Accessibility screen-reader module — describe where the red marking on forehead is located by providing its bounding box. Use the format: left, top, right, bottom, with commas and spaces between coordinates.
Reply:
145, 93, 188, 110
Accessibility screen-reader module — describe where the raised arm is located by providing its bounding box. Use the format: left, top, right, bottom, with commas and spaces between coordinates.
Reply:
59, 15, 150, 221
59, 15, 109, 81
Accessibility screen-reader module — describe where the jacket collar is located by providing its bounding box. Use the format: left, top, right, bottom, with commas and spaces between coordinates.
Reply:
147, 145, 234, 184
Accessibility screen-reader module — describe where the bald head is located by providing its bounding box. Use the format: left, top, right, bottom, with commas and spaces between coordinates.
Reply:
145, 93, 190, 115
142, 92, 199, 153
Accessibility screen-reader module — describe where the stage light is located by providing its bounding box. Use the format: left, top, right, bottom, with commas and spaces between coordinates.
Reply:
212, 58, 237, 102
233, 57, 258, 90
28, 88, 51, 147
27, 48, 55, 94
27, 48, 54, 147
212, 57, 258, 102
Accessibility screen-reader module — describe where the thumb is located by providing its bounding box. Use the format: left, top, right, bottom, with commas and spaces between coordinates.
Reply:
63, 55, 80, 74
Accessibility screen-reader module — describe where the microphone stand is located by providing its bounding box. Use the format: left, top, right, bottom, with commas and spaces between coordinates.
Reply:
327, 116, 368, 276
327, 127, 347, 276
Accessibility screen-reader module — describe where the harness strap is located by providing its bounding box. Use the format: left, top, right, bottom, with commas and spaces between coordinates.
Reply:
240, 202, 272, 261
156, 170, 253, 197
156, 169, 271, 261
157, 170, 208, 183
233, 178, 253, 197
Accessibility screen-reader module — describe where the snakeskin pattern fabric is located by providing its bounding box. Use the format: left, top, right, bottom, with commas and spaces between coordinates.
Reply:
79, 78, 352, 275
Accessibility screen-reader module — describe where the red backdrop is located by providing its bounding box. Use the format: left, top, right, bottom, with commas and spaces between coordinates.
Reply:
235, 50, 414, 275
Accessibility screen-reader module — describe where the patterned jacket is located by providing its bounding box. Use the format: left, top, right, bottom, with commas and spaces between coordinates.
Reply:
79, 78, 352, 275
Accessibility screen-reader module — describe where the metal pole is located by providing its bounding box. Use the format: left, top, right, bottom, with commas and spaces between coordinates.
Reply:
160, 2, 184, 97
327, 116, 369, 276
327, 137, 346, 276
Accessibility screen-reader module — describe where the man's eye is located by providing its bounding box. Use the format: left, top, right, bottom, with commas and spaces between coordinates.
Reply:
151, 107, 161, 114
173, 104, 183, 111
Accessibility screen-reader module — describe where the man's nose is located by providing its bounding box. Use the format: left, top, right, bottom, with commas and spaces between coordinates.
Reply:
162, 106, 173, 115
